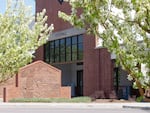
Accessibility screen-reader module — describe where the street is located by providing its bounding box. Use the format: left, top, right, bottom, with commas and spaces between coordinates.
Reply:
0, 106, 149, 113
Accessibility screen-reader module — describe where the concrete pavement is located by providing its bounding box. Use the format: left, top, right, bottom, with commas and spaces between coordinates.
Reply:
0, 103, 149, 110
0, 105, 149, 113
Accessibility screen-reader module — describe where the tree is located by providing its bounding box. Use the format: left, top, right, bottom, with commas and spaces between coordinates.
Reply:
0, 0, 53, 83
59, 0, 150, 97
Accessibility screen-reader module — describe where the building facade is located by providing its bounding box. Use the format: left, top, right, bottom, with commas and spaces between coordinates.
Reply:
35, 0, 115, 98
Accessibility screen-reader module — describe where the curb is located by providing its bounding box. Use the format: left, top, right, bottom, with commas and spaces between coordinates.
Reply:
122, 103, 150, 110
123, 105, 150, 110
123, 103, 150, 110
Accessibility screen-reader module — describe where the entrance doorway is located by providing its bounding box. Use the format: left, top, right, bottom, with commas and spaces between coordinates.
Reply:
76, 70, 83, 96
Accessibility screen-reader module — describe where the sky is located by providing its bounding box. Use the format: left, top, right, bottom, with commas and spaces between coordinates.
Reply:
0, 0, 35, 14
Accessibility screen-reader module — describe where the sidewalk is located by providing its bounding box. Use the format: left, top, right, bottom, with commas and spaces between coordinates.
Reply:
0, 102, 149, 109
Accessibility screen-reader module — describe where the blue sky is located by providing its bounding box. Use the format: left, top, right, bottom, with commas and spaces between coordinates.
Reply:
0, 0, 35, 14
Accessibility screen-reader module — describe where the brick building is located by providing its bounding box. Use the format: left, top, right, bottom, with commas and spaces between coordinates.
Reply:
0, 0, 134, 102
35, 0, 115, 98
35, 0, 136, 99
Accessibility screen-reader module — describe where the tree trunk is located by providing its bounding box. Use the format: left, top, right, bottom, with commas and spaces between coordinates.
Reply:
135, 80, 144, 96
144, 87, 150, 102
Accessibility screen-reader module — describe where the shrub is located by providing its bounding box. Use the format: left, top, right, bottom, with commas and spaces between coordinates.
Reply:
9, 97, 91, 103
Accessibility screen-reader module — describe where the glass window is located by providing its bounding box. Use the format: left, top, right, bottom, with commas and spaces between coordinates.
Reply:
50, 48, 54, 63
44, 34, 83, 63
72, 45, 77, 53
78, 35, 83, 43
54, 40, 60, 62
72, 45, 77, 60
49, 41, 55, 63
44, 42, 50, 63
71, 36, 78, 61
78, 52, 83, 60
60, 39, 65, 46
50, 49, 55, 63
72, 52, 77, 60
66, 45, 71, 52
60, 39, 66, 62
50, 41, 54, 48
77, 35, 83, 60
66, 37, 71, 61
78, 43, 83, 52
55, 46, 60, 62
66, 53, 71, 61
66, 46, 71, 61
66, 37, 71, 46
60, 39, 65, 50
55, 40, 59, 48
78, 43, 83, 60
60, 54, 65, 62
72, 36, 77, 44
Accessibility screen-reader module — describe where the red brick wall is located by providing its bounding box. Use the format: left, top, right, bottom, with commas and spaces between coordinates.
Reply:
36, 0, 72, 32
18, 61, 61, 98
83, 34, 113, 97
83, 35, 100, 96
5, 86, 21, 102
0, 76, 15, 98
1, 61, 71, 102
35, 0, 73, 61
60, 87, 71, 98
34, 46, 44, 61
98, 48, 113, 97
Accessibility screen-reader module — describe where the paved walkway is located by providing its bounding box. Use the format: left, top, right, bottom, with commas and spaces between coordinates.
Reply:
0, 103, 149, 109
0, 98, 149, 109
0, 104, 149, 113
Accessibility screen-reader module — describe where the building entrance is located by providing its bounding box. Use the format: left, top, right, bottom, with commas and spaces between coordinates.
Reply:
76, 70, 83, 96
54, 62, 83, 96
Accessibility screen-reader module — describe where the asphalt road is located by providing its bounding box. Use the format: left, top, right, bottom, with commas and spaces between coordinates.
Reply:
0, 107, 149, 113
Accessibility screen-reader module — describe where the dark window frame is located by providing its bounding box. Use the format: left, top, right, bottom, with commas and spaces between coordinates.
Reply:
44, 34, 83, 64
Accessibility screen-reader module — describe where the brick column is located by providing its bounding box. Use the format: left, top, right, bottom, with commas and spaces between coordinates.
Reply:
98, 48, 113, 97
83, 34, 113, 97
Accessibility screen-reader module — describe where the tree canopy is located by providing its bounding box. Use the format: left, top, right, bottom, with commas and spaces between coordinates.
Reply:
0, 0, 53, 82
59, 0, 150, 96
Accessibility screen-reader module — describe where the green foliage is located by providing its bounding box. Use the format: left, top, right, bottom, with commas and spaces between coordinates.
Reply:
0, 0, 53, 82
9, 97, 92, 103
136, 96, 144, 102
59, 0, 150, 95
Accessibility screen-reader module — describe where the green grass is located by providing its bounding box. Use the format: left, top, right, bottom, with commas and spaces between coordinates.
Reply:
9, 97, 92, 103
